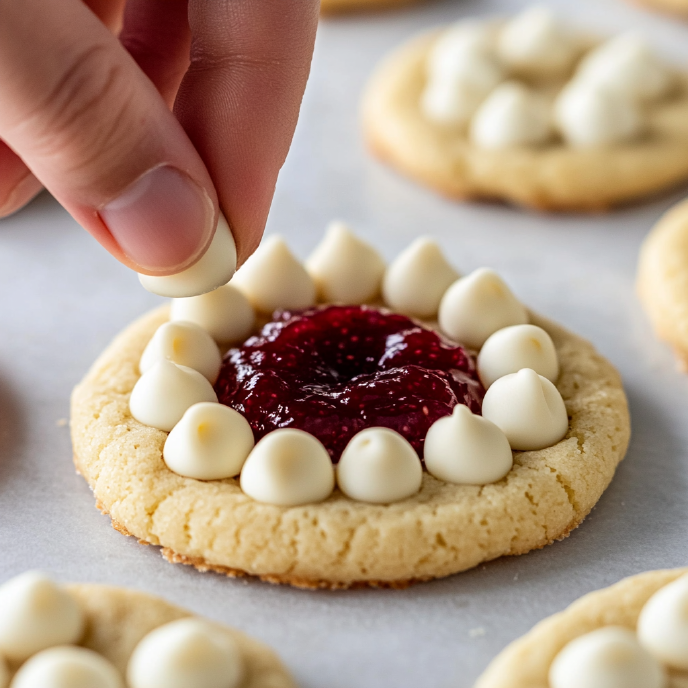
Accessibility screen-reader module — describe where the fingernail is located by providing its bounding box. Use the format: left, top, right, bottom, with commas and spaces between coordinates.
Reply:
99, 165, 215, 274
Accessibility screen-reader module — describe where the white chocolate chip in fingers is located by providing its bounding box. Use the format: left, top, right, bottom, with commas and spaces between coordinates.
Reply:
139, 214, 237, 298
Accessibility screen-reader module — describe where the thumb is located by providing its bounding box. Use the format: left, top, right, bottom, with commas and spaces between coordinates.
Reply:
0, 0, 217, 276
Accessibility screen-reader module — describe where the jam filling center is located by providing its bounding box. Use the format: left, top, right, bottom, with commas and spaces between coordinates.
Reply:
215, 305, 484, 462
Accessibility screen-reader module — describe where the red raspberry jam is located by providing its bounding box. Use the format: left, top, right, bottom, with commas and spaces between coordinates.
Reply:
215, 305, 484, 462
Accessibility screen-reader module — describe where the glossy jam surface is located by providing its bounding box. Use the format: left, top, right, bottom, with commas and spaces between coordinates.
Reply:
215, 305, 484, 461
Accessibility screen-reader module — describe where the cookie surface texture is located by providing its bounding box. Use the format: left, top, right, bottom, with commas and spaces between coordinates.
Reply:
638, 198, 688, 366
3, 584, 294, 687
71, 305, 630, 589
475, 568, 688, 688
361, 34, 688, 211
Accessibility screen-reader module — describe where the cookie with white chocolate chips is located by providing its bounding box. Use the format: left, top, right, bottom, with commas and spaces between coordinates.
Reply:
71, 223, 630, 589
475, 568, 688, 688
362, 5, 688, 211
0, 571, 295, 688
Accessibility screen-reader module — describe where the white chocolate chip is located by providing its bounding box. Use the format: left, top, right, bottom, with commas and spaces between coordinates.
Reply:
497, 6, 580, 79
549, 626, 667, 688
139, 213, 237, 298
482, 368, 568, 451
421, 53, 504, 127
140, 322, 222, 384
12, 646, 124, 688
336, 428, 423, 504
306, 221, 386, 304
129, 361, 217, 432
231, 236, 315, 314
240, 429, 335, 506
0, 572, 84, 663
163, 402, 254, 480
638, 573, 688, 671
438, 268, 528, 349
424, 405, 513, 485
554, 80, 645, 147
170, 284, 255, 345
427, 20, 496, 81
576, 33, 674, 103
127, 618, 243, 688
382, 237, 459, 318
477, 324, 559, 388
470, 82, 553, 149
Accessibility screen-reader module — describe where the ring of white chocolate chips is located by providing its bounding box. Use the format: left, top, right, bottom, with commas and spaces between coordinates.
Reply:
0, 572, 257, 688
127, 221, 569, 507
420, 6, 675, 150
547, 572, 688, 688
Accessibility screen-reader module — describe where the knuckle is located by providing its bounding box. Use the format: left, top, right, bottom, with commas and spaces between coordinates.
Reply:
22, 43, 141, 174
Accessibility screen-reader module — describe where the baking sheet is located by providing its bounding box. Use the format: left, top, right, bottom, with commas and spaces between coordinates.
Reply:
1, 0, 688, 686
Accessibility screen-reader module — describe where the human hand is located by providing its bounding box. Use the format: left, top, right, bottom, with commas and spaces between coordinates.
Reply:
0, 0, 318, 274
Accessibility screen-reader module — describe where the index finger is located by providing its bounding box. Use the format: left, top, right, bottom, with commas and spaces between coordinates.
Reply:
173, 0, 319, 264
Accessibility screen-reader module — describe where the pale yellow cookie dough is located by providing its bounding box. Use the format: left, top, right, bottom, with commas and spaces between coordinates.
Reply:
361, 34, 688, 211
475, 568, 688, 688
3, 584, 294, 687
321, 0, 419, 13
71, 305, 630, 589
638, 198, 688, 367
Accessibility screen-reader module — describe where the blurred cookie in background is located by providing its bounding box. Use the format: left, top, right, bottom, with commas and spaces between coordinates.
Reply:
362, 6, 688, 211
638, 197, 688, 369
